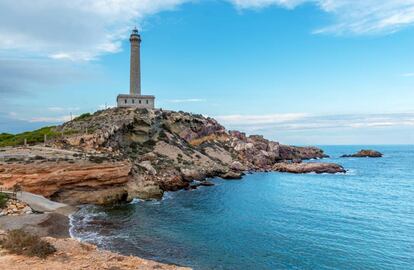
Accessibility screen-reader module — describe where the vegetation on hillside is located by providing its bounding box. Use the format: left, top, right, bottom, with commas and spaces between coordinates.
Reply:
0, 125, 82, 147
0, 111, 95, 147
0, 229, 56, 258
0, 127, 58, 147
0, 133, 14, 141
0, 192, 8, 209
74, 113, 92, 121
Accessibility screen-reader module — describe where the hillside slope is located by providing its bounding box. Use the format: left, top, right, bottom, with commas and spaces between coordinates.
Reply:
0, 108, 344, 204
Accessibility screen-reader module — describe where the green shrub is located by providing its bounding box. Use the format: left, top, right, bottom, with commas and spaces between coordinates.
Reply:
0, 126, 59, 147
74, 113, 91, 121
0, 192, 8, 209
0, 229, 56, 258
0, 133, 14, 141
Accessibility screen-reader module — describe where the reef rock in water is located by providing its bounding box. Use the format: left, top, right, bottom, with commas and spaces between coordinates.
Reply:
341, 149, 383, 158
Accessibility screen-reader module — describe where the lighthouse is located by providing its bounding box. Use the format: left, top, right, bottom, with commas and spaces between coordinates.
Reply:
129, 27, 141, 95
117, 28, 155, 108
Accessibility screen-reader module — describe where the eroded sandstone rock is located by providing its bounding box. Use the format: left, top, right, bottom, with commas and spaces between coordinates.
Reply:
0, 159, 132, 205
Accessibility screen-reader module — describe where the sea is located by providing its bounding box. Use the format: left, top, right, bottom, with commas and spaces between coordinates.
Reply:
70, 145, 414, 270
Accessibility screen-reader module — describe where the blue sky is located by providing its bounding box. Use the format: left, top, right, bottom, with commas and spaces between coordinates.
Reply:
1, 0, 414, 144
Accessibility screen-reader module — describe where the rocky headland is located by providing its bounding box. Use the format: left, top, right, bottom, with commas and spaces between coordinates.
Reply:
0, 108, 345, 205
341, 149, 383, 158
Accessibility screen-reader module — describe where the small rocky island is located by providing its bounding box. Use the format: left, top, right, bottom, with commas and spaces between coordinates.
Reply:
0, 108, 346, 205
341, 149, 383, 158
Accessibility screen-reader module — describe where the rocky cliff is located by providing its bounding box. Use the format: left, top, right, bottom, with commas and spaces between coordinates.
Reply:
0, 108, 343, 205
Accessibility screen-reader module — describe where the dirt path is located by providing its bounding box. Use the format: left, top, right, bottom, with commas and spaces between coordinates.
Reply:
0, 191, 76, 238
2, 191, 74, 214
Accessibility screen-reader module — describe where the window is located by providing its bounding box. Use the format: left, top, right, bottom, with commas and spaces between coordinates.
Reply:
146, 100, 149, 104
124, 99, 127, 104
132, 99, 135, 104
139, 100, 142, 104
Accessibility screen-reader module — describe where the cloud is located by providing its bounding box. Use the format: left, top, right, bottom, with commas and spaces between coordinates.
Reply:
0, 59, 85, 98
229, 0, 414, 34
1, 1, 414, 64
98, 104, 116, 110
27, 115, 75, 123
165, 98, 206, 103
7, 112, 75, 123
47, 107, 80, 112
215, 113, 308, 125
0, 0, 189, 61
401, 72, 414, 77
215, 112, 414, 132
229, 0, 304, 9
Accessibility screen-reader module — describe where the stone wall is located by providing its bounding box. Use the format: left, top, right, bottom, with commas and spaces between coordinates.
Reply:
117, 95, 155, 109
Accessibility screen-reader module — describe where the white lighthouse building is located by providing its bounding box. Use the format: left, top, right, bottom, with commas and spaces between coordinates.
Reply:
117, 28, 155, 108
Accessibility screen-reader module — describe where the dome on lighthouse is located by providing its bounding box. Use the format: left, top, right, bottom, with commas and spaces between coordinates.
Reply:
131, 27, 140, 36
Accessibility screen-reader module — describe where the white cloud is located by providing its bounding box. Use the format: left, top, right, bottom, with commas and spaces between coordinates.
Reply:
48, 107, 80, 112
229, 0, 304, 9
215, 113, 308, 125
7, 111, 75, 123
165, 98, 206, 103
98, 104, 116, 110
0, 0, 189, 61
28, 115, 75, 123
1, 1, 414, 63
229, 0, 414, 34
215, 112, 414, 131
401, 72, 414, 77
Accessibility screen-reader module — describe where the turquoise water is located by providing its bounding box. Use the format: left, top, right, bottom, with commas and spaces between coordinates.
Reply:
71, 145, 414, 270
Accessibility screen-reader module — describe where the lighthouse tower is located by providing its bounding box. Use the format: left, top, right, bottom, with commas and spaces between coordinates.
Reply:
129, 27, 141, 95
117, 28, 155, 108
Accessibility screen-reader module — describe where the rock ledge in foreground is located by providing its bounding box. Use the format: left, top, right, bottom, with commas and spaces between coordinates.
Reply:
0, 233, 190, 270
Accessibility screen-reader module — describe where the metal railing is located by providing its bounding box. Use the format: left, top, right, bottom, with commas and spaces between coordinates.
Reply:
0, 187, 17, 199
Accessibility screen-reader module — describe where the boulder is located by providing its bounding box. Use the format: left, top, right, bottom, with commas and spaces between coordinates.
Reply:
199, 181, 215, 186
127, 180, 163, 201
180, 168, 205, 181
220, 171, 243, 180
230, 161, 246, 171
138, 161, 157, 175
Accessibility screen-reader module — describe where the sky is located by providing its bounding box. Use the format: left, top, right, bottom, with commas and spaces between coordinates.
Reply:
1, 0, 414, 145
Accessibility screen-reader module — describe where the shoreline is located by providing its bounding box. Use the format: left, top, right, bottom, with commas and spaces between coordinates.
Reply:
0, 195, 191, 270
67, 167, 349, 244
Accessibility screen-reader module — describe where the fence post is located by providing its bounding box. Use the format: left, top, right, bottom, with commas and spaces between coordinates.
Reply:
24, 138, 27, 147
44, 134, 47, 146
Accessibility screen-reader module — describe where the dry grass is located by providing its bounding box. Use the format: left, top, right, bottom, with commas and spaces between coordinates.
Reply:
0, 229, 56, 258
189, 134, 228, 147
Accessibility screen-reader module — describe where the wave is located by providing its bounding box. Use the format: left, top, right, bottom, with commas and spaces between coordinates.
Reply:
345, 169, 357, 176
68, 205, 109, 245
